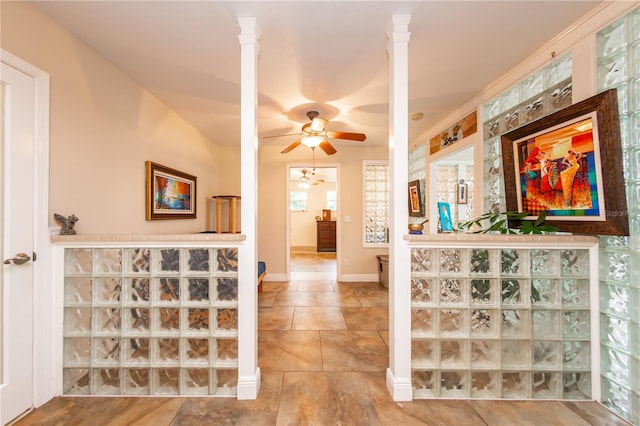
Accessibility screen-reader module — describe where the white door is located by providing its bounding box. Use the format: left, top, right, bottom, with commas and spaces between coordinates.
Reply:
1, 61, 36, 425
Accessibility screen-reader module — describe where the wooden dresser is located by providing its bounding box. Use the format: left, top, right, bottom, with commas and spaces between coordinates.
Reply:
316, 220, 336, 252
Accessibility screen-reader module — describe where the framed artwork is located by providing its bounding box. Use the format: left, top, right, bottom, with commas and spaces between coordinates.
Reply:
438, 202, 453, 232
146, 161, 197, 220
457, 181, 468, 204
501, 89, 628, 236
408, 179, 424, 217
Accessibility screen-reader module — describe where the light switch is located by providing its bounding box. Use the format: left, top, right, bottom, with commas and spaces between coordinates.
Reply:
344, 215, 351, 223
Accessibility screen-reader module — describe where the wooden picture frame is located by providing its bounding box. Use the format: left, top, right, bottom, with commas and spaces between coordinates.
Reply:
457, 181, 468, 204
146, 161, 197, 220
408, 179, 425, 217
501, 89, 628, 236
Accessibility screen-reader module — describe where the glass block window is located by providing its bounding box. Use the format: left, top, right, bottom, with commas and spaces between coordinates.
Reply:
597, 6, 640, 425
482, 53, 573, 213
363, 161, 389, 246
290, 191, 307, 212
411, 246, 592, 399
63, 247, 239, 396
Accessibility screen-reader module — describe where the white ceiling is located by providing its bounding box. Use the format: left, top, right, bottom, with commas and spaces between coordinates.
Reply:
33, 1, 604, 152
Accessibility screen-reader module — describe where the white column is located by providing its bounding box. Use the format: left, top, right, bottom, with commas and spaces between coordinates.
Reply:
237, 17, 260, 400
386, 14, 413, 401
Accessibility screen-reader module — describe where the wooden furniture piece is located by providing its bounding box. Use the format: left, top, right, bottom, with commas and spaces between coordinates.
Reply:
316, 220, 336, 252
258, 261, 266, 293
212, 195, 240, 233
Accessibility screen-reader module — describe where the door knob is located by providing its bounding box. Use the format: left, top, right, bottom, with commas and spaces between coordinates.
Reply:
3, 253, 31, 265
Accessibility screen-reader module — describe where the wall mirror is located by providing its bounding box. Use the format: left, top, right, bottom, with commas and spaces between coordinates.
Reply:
428, 137, 480, 233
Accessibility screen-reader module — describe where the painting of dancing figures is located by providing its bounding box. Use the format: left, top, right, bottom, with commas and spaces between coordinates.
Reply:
515, 115, 602, 219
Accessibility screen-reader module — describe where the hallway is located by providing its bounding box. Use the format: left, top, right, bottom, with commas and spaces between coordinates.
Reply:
14, 271, 631, 425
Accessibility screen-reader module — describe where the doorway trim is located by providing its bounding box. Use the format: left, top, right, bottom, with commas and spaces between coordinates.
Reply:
286, 163, 340, 281
1, 50, 53, 408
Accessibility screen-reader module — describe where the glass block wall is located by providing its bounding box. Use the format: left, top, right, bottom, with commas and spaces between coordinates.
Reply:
63, 247, 239, 396
597, 6, 640, 424
482, 54, 573, 213
410, 246, 593, 399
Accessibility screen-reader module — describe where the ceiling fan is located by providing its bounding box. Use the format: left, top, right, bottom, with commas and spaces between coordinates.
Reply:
266, 110, 366, 155
299, 168, 324, 186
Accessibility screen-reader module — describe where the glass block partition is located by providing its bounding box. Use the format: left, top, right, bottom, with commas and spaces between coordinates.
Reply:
597, 6, 640, 424
62, 247, 239, 396
482, 54, 573, 214
409, 238, 597, 399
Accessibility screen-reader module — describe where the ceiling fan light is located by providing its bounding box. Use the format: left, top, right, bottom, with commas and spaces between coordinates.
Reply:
310, 118, 327, 132
301, 134, 324, 148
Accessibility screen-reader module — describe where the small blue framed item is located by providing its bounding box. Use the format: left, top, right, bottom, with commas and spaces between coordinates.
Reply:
438, 202, 453, 232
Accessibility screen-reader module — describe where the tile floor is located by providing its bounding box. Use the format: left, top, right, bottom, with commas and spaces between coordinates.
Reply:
13, 253, 632, 425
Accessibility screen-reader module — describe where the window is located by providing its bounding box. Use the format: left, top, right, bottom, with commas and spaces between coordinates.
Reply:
326, 190, 337, 211
363, 161, 389, 246
290, 191, 307, 211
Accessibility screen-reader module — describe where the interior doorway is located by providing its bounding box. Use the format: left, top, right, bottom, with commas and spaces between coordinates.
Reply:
287, 165, 338, 280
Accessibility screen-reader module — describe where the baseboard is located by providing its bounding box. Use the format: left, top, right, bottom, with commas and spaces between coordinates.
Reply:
263, 273, 287, 282
338, 273, 379, 282
386, 368, 413, 401
236, 367, 261, 400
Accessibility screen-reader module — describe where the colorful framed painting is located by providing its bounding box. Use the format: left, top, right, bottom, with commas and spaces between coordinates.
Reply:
501, 89, 628, 236
438, 202, 454, 232
408, 179, 424, 217
146, 161, 197, 220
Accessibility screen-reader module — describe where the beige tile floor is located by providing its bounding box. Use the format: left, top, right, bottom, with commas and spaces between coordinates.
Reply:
13, 253, 631, 425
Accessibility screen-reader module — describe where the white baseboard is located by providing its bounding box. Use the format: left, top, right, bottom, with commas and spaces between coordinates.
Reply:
338, 273, 379, 282
386, 368, 413, 401
236, 368, 261, 400
263, 273, 287, 282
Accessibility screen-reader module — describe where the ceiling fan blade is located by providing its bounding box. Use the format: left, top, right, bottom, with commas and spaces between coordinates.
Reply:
281, 140, 302, 154
263, 133, 302, 139
325, 131, 366, 141
319, 140, 337, 155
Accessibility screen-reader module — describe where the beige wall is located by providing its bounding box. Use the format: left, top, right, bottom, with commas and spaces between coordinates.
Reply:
259, 145, 389, 277
289, 180, 336, 247
1, 2, 221, 234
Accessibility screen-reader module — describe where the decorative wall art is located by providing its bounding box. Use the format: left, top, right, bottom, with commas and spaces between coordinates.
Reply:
429, 110, 478, 155
501, 89, 628, 235
408, 179, 425, 217
457, 180, 469, 205
437, 202, 454, 232
146, 161, 197, 220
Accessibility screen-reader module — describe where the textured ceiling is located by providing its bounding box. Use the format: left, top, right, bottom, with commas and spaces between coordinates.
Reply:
33, 1, 604, 152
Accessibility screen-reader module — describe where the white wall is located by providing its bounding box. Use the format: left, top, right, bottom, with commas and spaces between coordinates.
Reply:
1, 2, 221, 235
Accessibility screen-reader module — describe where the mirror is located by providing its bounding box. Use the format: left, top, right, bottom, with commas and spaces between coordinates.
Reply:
429, 145, 475, 231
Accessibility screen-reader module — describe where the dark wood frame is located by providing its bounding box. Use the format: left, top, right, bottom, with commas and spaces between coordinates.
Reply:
408, 179, 425, 217
501, 89, 628, 236
146, 161, 197, 220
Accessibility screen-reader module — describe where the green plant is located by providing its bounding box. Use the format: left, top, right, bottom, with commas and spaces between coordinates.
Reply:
458, 210, 558, 235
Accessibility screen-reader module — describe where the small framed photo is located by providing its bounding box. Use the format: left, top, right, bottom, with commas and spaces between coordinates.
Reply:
438, 202, 453, 232
408, 179, 425, 217
457, 181, 468, 204
146, 161, 197, 220
322, 209, 332, 221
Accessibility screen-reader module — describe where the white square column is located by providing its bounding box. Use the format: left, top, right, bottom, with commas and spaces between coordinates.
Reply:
386, 14, 413, 402
237, 16, 260, 400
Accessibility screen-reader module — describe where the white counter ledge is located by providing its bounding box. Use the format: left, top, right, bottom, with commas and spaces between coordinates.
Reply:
404, 232, 599, 248
50, 233, 246, 246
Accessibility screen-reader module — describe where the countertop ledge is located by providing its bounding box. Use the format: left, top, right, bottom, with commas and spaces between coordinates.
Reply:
404, 232, 599, 244
51, 233, 246, 244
